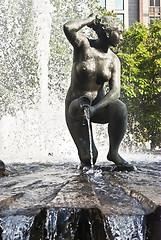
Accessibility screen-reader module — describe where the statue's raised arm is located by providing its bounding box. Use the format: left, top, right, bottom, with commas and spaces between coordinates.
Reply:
63, 14, 98, 48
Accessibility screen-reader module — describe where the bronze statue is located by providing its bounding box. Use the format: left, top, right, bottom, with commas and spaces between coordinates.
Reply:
64, 14, 134, 170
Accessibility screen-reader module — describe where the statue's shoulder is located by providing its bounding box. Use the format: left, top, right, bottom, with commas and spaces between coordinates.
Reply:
109, 49, 120, 63
108, 50, 120, 70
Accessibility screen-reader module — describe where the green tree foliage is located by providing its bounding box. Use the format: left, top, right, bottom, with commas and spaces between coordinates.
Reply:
117, 20, 161, 149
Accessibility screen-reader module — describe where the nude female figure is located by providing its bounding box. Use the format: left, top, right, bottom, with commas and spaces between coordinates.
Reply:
63, 14, 134, 170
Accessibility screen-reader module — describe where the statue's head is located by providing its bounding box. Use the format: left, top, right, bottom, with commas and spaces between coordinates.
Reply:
99, 16, 122, 32
91, 15, 122, 36
90, 15, 123, 46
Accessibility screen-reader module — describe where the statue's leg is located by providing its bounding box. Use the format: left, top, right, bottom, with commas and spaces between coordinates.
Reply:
106, 100, 129, 165
66, 111, 98, 167
92, 100, 133, 168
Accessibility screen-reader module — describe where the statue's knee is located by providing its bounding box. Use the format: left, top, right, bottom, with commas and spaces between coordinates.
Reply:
121, 102, 127, 117
115, 102, 127, 120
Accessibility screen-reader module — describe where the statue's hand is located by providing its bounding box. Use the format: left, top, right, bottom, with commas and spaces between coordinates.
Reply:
89, 105, 96, 118
87, 13, 101, 28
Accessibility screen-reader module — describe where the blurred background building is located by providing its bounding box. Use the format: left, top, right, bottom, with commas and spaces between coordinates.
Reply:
98, 0, 161, 28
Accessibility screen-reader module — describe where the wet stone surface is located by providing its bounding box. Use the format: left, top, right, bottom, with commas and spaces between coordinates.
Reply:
0, 158, 160, 239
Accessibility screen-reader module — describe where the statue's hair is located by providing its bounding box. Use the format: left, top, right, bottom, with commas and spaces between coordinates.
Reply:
99, 16, 122, 31
89, 15, 122, 36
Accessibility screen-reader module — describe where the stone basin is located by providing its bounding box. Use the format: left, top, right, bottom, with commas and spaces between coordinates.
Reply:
0, 154, 160, 239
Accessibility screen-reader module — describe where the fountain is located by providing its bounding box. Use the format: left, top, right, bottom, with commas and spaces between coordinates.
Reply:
0, 0, 160, 239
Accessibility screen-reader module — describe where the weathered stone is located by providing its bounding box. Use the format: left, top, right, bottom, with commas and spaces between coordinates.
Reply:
0, 161, 160, 239
49, 178, 101, 209
0, 193, 24, 210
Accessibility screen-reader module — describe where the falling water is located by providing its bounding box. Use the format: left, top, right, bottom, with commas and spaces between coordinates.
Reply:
0, 215, 34, 240
16, 207, 149, 239
33, 0, 52, 108
33, 0, 53, 156
45, 209, 58, 239
84, 106, 94, 168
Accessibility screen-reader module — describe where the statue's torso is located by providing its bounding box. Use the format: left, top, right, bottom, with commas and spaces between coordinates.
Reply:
66, 41, 115, 104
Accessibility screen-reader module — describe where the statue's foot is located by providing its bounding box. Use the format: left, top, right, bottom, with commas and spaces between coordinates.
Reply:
79, 162, 88, 170
79, 160, 91, 170
112, 164, 135, 172
79, 157, 97, 169
107, 153, 135, 171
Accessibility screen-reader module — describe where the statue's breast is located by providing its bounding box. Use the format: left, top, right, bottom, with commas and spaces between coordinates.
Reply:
76, 58, 96, 76
95, 58, 112, 85
74, 48, 113, 86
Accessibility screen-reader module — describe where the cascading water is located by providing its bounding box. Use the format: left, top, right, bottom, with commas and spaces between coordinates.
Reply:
0, 0, 160, 239
0, 216, 34, 240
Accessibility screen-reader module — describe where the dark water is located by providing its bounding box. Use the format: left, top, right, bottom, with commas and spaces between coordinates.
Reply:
0, 155, 160, 239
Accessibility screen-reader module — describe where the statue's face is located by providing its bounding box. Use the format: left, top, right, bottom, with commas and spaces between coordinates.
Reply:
108, 24, 123, 47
